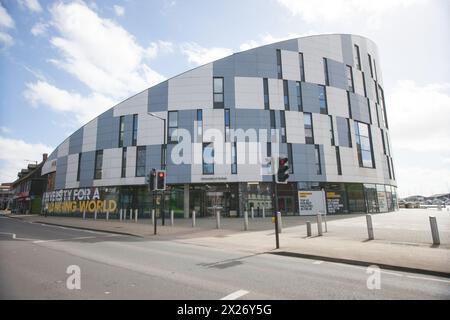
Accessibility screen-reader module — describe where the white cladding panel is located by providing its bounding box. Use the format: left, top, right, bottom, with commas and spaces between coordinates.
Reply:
234, 77, 264, 109
82, 118, 97, 153
281, 50, 301, 81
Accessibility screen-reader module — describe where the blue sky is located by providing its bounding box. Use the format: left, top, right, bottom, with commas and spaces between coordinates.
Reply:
0, 0, 449, 197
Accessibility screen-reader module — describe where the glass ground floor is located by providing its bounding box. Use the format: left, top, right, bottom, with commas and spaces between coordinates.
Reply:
42, 181, 398, 218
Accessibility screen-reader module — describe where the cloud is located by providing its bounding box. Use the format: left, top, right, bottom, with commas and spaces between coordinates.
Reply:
276, 0, 427, 27
0, 30, 13, 46
18, 0, 43, 13
239, 32, 317, 51
113, 4, 125, 16
31, 22, 48, 36
24, 80, 116, 125
179, 42, 233, 66
145, 40, 174, 59
0, 126, 12, 134
0, 3, 15, 29
0, 136, 53, 183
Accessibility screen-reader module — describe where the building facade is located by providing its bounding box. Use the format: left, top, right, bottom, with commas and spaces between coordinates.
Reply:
0, 183, 13, 210
41, 34, 397, 218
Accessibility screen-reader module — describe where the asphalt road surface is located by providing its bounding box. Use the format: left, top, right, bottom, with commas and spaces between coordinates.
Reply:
1, 216, 449, 300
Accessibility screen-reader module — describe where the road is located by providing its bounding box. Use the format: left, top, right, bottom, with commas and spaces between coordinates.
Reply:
1, 216, 449, 300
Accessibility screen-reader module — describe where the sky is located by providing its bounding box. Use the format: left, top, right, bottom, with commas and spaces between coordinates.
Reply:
0, 0, 449, 197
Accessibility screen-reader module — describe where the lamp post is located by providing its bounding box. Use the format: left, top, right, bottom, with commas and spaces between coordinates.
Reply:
147, 112, 167, 226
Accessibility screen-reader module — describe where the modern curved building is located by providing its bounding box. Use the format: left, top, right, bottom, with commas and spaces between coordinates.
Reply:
41, 34, 398, 218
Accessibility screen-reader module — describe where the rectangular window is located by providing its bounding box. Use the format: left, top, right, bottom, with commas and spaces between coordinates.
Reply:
168, 111, 178, 143
347, 91, 352, 118
202, 143, 214, 175
304, 113, 314, 144
121, 147, 127, 178
368, 53, 374, 78
276, 49, 282, 79
354, 121, 375, 168
135, 146, 146, 177
132, 114, 138, 146
197, 109, 203, 137
387, 156, 392, 180
381, 129, 387, 155
213, 77, 224, 108
329, 115, 335, 146
335, 146, 342, 175
318, 85, 328, 114
224, 109, 231, 142
385, 132, 391, 155
283, 80, 290, 110
280, 110, 287, 143
379, 85, 388, 128
296, 81, 303, 111
267, 142, 272, 157
347, 118, 353, 147
94, 150, 103, 180
347, 65, 354, 92
314, 145, 322, 175
391, 157, 396, 180
299, 53, 305, 81
373, 59, 378, 80
77, 153, 82, 182
270, 110, 276, 129
231, 142, 237, 174
354, 45, 361, 70
323, 58, 329, 86
287, 143, 294, 174
367, 98, 372, 124
118, 115, 125, 147
362, 72, 367, 97
263, 78, 270, 110
161, 144, 166, 170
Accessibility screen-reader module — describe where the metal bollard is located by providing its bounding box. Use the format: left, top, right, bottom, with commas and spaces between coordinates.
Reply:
366, 214, 374, 240
170, 210, 174, 226
135, 209, 138, 223
216, 210, 221, 229
251, 207, 254, 219
262, 206, 266, 219
317, 213, 323, 236
277, 212, 282, 234
306, 221, 312, 237
119, 209, 123, 221
129, 208, 133, 221
83, 209, 86, 220
244, 211, 249, 231
106, 211, 109, 221
151, 209, 155, 225
323, 213, 328, 233
94, 210, 97, 220
192, 210, 196, 228
429, 216, 440, 245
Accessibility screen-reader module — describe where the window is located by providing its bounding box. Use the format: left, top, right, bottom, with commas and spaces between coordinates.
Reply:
132, 114, 138, 146
121, 147, 127, 178
276, 49, 282, 79
373, 59, 378, 80
202, 143, 214, 175
296, 81, 303, 111
118, 116, 125, 147
375, 82, 380, 104
287, 143, 294, 174
385, 132, 391, 155
318, 85, 328, 114
135, 146, 146, 177
362, 72, 367, 97
231, 142, 237, 174
391, 158, 396, 180
77, 153, 82, 182
354, 45, 361, 70
346, 65, 354, 92
387, 156, 392, 180
347, 91, 352, 118
381, 130, 387, 155
367, 98, 372, 124
168, 111, 178, 143
378, 85, 388, 128
323, 58, 329, 86
283, 80, 290, 110
263, 78, 270, 110
329, 115, 335, 146
197, 109, 203, 137
267, 142, 272, 157
280, 111, 287, 143
354, 121, 375, 168
347, 118, 353, 147
314, 145, 322, 175
335, 146, 342, 175
304, 113, 314, 144
161, 144, 166, 170
94, 150, 103, 180
368, 54, 374, 78
224, 109, 231, 142
299, 53, 305, 81
270, 110, 277, 142
213, 77, 224, 108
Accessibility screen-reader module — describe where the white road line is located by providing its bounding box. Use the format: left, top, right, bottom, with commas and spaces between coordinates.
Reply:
313, 260, 323, 265
220, 290, 249, 300
32, 236, 97, 244
0, 232, 37, 241
406, 275, 450, 284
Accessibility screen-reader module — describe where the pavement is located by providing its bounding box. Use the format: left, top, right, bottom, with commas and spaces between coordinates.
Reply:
3, 208, 449, 277
1, 215, 449, 299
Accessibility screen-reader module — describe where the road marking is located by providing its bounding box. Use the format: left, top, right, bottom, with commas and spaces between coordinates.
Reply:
0, 232, 37, 241
406, 275, 450, 284
33, 236, 97, 244
220, 290, 249, 300
313, 260, 323, 265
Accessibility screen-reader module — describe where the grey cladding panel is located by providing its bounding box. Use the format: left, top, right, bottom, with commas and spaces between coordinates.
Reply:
291, 144, 326, 182
350, 93, 371, 124
302, 83, 321, 114
148, 82, 168, 112
55, 156, 68, 189
336, 116, 351, 147
341, 34, 354, 67
96, 109, 118, 150
79, 151, 95, 187
327, 59, 347, 91
69, 127, 83, 155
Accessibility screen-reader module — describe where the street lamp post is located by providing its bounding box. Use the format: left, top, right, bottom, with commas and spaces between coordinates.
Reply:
147, 112, 167, 226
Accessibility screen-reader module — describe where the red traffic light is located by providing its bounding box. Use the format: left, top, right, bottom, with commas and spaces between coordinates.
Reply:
159, 172, 164, 178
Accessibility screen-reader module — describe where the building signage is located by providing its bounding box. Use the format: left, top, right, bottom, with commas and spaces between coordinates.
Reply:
43, 187, 117, 214
326, 192, 345, 214
298, 190, 326, 216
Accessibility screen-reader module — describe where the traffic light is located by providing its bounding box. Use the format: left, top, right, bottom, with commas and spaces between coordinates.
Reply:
276, 157, 289, 184
156, 170, 166, 191
147, 169, 156, 191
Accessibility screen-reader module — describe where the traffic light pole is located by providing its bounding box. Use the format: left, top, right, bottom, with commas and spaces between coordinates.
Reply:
272, 174, 280, 249
153, 190, 157, 235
